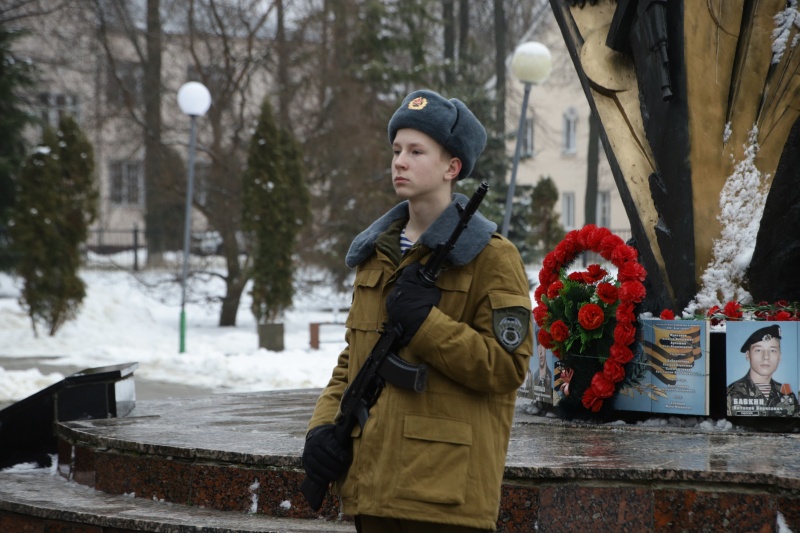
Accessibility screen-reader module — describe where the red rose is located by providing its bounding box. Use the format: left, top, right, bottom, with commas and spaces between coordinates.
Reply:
581, 387, 603, 412
596, 282, 619, 305
582, 264, 608, 283
547, 280, 564, 299
561, 232, 580, 255
616, 301, 635, 322
532, 304, 549, 326
772, 310, 792, 321
590, 372, 616, 398
610, 343, 634, 364
568, 271, 585, 283
578, 303, 605, 330
576, 226, 590, 248
586, 226, 609, 249
659, 309, 675, 320
552, 246, 569, 265
611, 244, 638, 264
537, 328, 554, 349
542, 255, 558, 276
619, 280, 646, 303
614, 321, 636, 345
550, 320, 570, 342
777, 300, 790, 308
707, 305, 722, 326
617, 261, 646, 283
603, 360, 626, 383
539, 268, 559, 288
723, 301, 742, 320
599, 234, 624, 259
534, 284, 546, 305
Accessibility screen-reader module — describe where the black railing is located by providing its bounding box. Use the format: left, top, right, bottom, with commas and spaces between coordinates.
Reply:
84, 226, 144, 271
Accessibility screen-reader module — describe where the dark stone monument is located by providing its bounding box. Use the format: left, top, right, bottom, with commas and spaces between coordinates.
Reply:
0, 362, 138, 470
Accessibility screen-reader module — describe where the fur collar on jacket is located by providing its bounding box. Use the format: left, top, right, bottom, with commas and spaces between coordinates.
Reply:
345, 193, 497, 268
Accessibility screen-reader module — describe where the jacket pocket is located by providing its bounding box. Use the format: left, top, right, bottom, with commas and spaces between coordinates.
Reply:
346, 268, 384, 331
436, 269, 472, 320
394, 414, 472, 505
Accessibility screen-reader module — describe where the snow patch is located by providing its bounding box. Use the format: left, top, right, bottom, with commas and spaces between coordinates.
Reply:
772, 0, 800, 64
688, 126, 769, 314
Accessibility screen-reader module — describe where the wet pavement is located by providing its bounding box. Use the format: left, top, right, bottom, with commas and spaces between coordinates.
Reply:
2, 389, 799, 532
57, 389, 800, 489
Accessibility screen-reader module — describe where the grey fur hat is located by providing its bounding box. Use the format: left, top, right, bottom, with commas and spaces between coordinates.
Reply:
388, 89, 487, 180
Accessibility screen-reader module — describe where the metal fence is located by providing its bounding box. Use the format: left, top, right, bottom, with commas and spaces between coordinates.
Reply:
82, 226, 145, 270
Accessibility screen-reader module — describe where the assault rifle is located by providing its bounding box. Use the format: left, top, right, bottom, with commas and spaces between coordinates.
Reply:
300, 182, 489, 511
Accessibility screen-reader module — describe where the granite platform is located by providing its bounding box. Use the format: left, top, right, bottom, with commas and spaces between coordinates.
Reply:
2, 388, 800, 532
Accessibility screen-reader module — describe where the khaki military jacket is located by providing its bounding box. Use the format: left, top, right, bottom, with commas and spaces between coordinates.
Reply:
309, 194, 533, 530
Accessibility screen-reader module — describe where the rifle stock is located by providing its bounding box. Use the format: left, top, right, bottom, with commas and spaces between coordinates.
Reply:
300, 182, 490, 511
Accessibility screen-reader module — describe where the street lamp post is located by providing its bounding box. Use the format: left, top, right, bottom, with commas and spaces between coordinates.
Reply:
501, 41, 552, 238
177, 81, 211, 353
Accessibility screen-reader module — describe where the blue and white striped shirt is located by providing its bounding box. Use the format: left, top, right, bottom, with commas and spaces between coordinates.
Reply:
400, 226, 415, 255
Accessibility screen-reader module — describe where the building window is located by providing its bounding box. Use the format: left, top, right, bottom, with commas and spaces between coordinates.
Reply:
562, 192, 575, 230
109, 160, 143, 206
522, 116, 534, 157
106, 60, 143, 107
563, 107, 578, 154
598, 191, 611, 228
38, 92, 80, 129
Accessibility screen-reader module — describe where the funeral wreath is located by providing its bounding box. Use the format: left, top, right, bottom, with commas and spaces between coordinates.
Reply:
533, 225, 647, 412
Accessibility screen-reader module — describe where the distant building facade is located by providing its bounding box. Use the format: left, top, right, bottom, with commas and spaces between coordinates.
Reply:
505, 5, 630, 240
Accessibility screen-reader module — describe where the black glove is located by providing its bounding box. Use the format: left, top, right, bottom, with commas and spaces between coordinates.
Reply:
302, 424, 352, 484
386, 262, 442, 346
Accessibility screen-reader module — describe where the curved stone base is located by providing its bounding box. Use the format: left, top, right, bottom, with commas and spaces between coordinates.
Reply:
36, 390, 800, 531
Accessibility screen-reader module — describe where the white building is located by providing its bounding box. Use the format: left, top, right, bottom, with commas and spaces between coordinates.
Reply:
506, 5, 630, 240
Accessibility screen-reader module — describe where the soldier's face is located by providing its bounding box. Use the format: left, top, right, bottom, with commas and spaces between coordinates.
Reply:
538, 344, 546, 368
746, 338, 781, 379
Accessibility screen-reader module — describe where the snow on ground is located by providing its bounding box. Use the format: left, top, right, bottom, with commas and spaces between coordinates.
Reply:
0, 259, 352, 403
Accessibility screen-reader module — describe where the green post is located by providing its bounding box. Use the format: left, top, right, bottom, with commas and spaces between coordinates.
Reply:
179, 308, 186, 353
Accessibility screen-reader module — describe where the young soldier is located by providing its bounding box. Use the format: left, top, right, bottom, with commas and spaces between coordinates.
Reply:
727, 324, 799, 417
302, 89, 533, 532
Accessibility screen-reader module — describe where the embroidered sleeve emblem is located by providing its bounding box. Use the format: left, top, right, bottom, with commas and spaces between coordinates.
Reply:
493, 306, 529, 353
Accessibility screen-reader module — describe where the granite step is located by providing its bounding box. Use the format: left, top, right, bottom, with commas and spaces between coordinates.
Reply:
0, 468, 354, 533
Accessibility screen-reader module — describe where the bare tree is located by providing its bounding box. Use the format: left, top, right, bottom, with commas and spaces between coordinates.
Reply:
0, 0, 71, 26
87, 0, 275, 325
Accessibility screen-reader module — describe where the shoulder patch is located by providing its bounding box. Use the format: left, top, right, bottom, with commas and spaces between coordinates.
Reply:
493, 306, 530, 353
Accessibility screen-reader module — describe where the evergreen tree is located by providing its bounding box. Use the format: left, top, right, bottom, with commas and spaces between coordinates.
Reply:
242, 97, 309, 325
0, 26, 35, 271
528, 176, 565, 262
11, 115, 98, 336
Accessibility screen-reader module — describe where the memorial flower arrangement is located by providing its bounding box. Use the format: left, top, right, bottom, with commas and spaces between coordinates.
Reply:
659, 300, 800, 324
534, 225, 647, 413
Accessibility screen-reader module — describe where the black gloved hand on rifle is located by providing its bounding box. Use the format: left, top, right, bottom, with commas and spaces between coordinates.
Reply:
302, 424, 352, 485
386, 262, 442, 346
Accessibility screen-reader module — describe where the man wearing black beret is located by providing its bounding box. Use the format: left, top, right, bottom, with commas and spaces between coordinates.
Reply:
303, 89, 533, 532
727, 324, 799, 417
